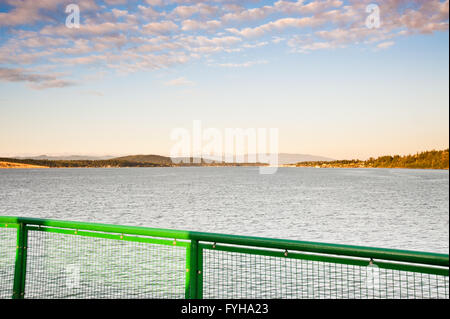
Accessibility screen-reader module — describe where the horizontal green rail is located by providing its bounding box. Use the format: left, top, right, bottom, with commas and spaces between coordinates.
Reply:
0, 216, 448, 299
1, 216, 447, 267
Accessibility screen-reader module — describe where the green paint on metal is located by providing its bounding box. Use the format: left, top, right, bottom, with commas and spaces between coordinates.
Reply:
199, 243, 448, 276
0, 223, 19, 229
184, 245, 191, 299
12, 223, 28, 299
26, 225, 190, 248
188, 240, 199, 299
374, 260, 449, 276
1, 216, 447, 267
197, 247, 203, 299
0, 216, 448, 299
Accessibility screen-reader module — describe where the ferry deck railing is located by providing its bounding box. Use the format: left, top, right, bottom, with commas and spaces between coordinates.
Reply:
0, 216, 448, 299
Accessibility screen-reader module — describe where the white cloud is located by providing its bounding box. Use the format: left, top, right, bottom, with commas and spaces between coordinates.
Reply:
181, 19, 222, 31
104, 0, 127, 5
145, 0, 163, 6
170, 3, 218, 19
376, 41, 395, 49
215, 60, 268, 68
0, 0, 447, 89
0, 67, 75, 89
143, 21, 179, 34
227, 16, 323, 38
242, 42, 268, 48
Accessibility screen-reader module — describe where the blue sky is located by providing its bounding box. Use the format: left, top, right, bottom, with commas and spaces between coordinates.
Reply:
0, 0, 448, 159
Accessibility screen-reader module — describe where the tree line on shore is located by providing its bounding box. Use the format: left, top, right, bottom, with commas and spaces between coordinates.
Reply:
0, 158, 168, 168
0, 157, 264, 168
1, 149, 448, 169
296, 149, 449, 169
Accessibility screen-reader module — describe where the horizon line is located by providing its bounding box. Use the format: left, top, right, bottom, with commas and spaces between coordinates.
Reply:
1, 148, 449, 161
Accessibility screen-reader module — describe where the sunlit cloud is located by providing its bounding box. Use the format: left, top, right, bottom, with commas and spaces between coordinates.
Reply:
376, 41, 395, 49
215, 60, 268, 67
0, 67, 76, 89
0, 0, 447, 89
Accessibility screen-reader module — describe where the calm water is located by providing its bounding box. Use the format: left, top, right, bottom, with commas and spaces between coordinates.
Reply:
0, 167, 448, 253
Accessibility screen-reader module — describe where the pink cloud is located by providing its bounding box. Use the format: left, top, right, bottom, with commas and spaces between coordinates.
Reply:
0, 0, 447, 89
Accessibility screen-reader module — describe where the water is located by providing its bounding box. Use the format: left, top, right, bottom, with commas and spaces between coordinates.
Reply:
0, 167, 448, 253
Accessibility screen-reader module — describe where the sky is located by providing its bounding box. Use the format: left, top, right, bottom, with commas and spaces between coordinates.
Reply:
0, 0, 448, 160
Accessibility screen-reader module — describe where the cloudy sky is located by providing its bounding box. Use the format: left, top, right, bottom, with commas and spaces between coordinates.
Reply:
0, 0, 448, 159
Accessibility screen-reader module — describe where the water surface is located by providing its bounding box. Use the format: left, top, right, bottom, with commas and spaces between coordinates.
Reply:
0, 167, 448, 253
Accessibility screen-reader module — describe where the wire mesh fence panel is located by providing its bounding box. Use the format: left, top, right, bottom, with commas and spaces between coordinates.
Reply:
376, 268, 449, 299
1, 217, 448, 300
24, 230, 187, 299
0, 227, 16, 299
202, 249, 449, 299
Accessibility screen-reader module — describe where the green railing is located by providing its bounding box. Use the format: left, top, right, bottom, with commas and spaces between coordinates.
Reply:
0, 216, 448, 299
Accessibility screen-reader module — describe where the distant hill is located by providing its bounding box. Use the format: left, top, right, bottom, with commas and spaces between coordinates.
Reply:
0, 154, 264, 168
112, 153, 334, 165
112, 154, 173, 165
17, 155, 116, 161
0, 157, 168, 168
2, 150, 447, 169
2, 153, 335, 167
112, 155, 262, 165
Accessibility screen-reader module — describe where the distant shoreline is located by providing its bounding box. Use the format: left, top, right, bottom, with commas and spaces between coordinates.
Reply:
1, 149, 448, 170
0, 161, 49, 169
288, 165, 449, 170
0, 159, 265, 169
1, 162, 448, 170
293, 149, 449, 170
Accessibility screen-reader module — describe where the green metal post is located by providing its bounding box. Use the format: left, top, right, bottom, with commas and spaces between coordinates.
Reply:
197, 246, 203, 299
12, 223, 28, 299
185, 245, 191, 299
188, 239, 199, 299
